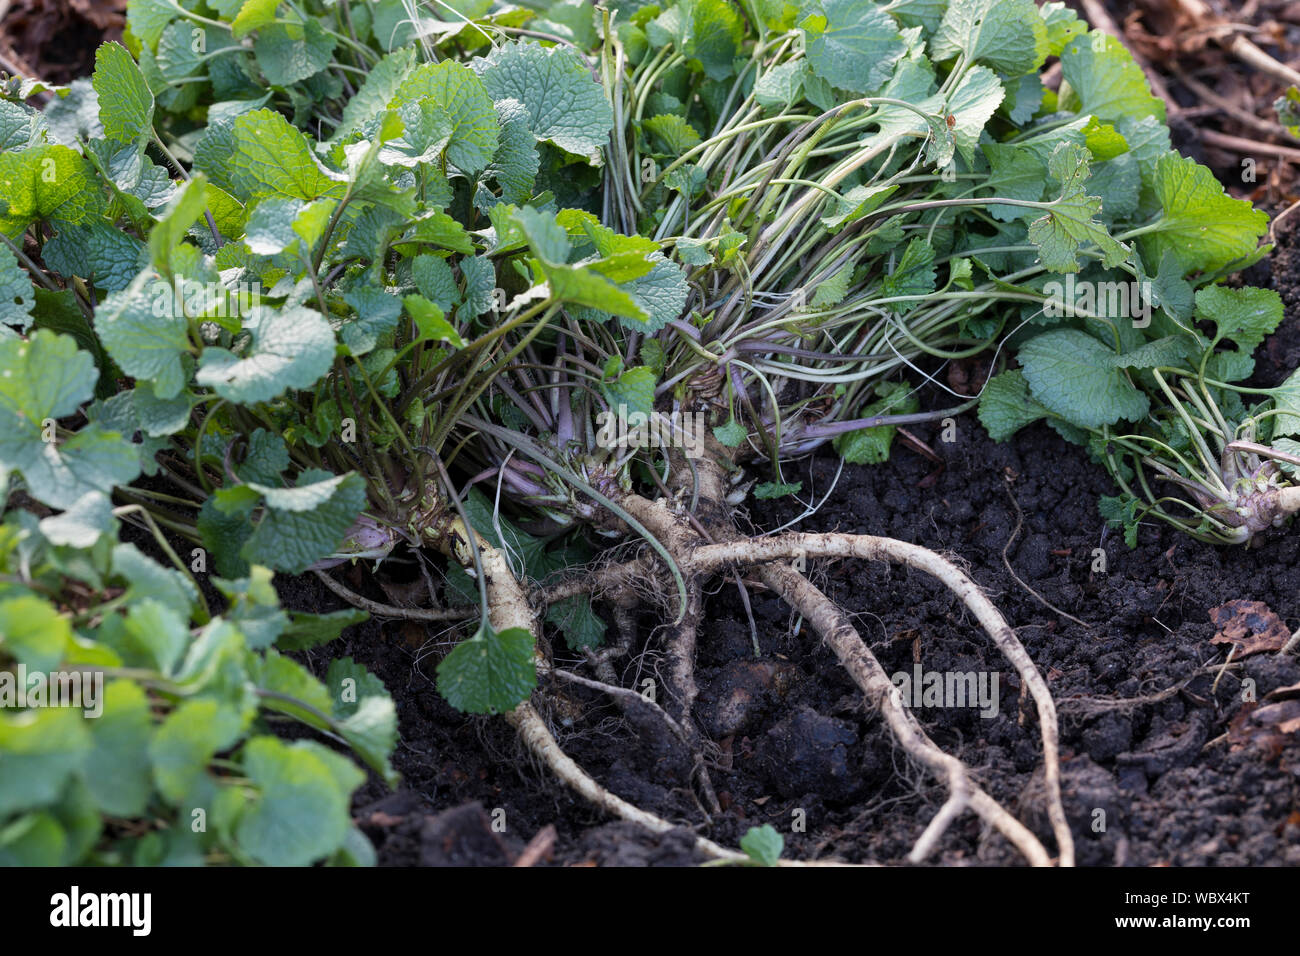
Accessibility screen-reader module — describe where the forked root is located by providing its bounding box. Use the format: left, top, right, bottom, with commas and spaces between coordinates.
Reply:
690, 532, 1074, 866
579, 487, 1070, 865
760, 559, 1058, 866
616, 469, 1070, 864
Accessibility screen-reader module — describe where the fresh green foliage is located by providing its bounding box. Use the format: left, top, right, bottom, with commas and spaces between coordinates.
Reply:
0, 16, 661, 725
0, 509, 396, 866
436, 620, 537, 715
584, 0, 1263, 499
981, 283, 1294, 544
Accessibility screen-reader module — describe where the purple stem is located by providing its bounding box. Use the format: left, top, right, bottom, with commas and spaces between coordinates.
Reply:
502, 469, 547, 497
509, 458, 547, 479
668, 319, 702, 340
777, 437, 830, 456
726, 360, 746, 397
465, 464, 547, 497
555, 385, 575, 445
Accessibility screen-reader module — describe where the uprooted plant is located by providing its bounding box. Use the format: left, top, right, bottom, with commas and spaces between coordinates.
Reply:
984, 284, 1300, 546
438, 202, 1071, 863
435, 0, 1285, 862
412, 0, 1134, 856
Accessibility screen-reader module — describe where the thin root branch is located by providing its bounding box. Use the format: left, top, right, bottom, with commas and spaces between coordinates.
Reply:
314, 558, 655, 623
314, 568, 475, 621
505, 702, 745, 861
547, 665, 690, 744
1002, 479, 1090, 629
909, 791, 970, 864
694, 531, 1074, 866
759, 559, 1058, 866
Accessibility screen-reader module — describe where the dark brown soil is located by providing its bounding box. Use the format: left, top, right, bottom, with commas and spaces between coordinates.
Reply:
0, 0, 125, 87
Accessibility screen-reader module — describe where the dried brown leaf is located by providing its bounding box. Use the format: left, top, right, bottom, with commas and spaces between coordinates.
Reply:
1208, 599, 1290, 657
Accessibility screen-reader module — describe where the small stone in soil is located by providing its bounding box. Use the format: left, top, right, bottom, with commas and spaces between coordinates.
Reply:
757, 706, 861, 802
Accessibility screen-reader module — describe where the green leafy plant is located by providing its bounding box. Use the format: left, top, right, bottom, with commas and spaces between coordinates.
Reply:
590, 0, 1289, 551
1, 12, 667, 719
981, 285, 1300, 544
0, 498, 393, 865
0, 10, 618, 864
